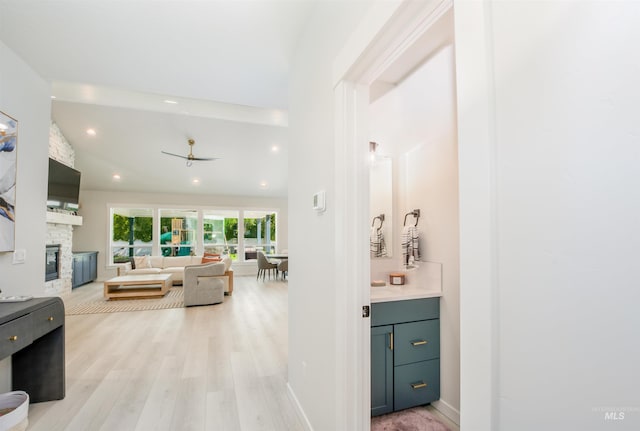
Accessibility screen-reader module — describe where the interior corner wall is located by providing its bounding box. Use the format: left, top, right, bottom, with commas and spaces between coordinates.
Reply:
287, 2, 372, 430
72, 189, 288, 281
0, 40, 51, 392
0, 41, 51, 296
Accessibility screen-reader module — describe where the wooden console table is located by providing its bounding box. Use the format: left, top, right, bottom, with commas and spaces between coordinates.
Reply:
0, 297, 65, 403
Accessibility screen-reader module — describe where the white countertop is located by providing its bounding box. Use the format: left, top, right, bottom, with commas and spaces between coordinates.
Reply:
370, 283, 442, 303
370, 260, 443, 302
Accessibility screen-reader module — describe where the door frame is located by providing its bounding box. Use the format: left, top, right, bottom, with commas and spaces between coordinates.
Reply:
333, 0, 497, 429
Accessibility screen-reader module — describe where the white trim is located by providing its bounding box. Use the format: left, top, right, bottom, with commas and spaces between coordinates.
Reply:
454, 1, 498, 429
333, 81, 371, 431
286, 383, 313, 431
432, 399, 460, 426
333, 0, 451, 86
333, 0, 464, 428
333, 1, 403, 85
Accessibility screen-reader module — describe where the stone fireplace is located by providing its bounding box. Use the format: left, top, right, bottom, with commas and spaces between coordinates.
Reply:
45, 122, 77, 295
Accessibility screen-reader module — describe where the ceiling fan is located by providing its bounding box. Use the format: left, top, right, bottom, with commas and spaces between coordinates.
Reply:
161, 138, 219, 167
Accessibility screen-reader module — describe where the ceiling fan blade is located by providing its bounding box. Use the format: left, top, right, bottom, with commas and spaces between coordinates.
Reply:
162, 139, 219, 163
191, 157, 220, 161
161, 151, 188, 159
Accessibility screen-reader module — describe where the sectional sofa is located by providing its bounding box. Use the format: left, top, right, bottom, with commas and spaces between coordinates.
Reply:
117, 254, 234, 293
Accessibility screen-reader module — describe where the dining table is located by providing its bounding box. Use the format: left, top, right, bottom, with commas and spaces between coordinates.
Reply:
266, 253, 288, 260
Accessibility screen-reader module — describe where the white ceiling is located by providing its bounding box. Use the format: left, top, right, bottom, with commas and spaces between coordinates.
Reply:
0, 0, 317, 198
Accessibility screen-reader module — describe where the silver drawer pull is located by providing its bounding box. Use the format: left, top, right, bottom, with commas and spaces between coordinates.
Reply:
9, 335, 18, 342
48, 316, 54, 321
411, 340, 427, 346
411, 382, 427, 390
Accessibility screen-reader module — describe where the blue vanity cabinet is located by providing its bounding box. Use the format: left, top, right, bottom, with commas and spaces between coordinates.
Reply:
371, 325, 393, 416
371, 297, 440, 416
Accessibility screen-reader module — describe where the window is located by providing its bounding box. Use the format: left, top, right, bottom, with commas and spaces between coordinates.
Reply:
110, 208, 153, 263
107, 206, 278, 264
203, 210, 239, 261
159, 209, 198, 256
244, 211, 277, 259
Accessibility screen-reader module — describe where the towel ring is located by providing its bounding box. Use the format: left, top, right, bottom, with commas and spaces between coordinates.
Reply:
403, 209, 420, 227
371, 214, 385, 229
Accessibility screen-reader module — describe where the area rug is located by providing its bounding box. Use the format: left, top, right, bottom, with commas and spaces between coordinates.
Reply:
65, 287, 184, 315
371, 407, 451, 431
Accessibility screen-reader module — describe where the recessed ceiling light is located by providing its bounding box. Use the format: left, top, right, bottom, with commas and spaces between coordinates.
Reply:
259, 181, 268, 189
192, 178, 200, 184
86, 128, 96, 136
112, 174, 121, 180
271, 145, 279, 152
164, 99, 178, 104
51, 95, 56, 99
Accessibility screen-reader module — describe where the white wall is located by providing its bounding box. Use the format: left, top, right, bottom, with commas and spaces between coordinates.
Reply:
0, 41, 51, 296
456, 1, 640, 430
73, 189, 287, 280
369, 43, 460, 420
0, 40, 51, 391
288, 2, 372, 429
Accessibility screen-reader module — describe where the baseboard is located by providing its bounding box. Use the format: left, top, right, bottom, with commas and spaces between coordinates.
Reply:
432, 399, 460, 426
286, 382, 314, 431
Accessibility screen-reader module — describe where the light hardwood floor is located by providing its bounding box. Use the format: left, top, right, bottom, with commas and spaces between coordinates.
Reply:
27, 276, 304, 431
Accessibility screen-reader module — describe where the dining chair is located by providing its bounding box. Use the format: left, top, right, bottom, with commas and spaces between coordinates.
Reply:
257, 250, 278, 280
277, 259, 288, 280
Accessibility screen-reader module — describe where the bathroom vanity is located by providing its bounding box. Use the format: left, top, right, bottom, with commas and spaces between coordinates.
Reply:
370, 295, 440, 416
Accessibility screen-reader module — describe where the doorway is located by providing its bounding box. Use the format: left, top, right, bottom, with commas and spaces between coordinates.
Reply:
333, 1, 460, 429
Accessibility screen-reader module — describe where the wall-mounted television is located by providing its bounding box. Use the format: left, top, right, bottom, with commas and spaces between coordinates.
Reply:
47, 158, 81, 211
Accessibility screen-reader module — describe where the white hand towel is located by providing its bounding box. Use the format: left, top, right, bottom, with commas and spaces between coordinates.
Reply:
401, 225, 420, 265
370, 227, 387, 258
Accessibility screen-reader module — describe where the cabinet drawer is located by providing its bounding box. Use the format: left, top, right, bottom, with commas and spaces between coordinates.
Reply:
371, 298, 439, 326
394, 359, 440, 411
0, 315, 34, 358
394, 319, 440, 366
32, 301, 64, 340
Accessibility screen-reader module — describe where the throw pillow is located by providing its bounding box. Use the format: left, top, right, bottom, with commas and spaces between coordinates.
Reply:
202, 256, 221, 264
140, 255, 153, 268
133, 256, 147, 269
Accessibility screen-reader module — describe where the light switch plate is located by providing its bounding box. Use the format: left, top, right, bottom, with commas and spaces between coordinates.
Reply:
313, 190, 326, 212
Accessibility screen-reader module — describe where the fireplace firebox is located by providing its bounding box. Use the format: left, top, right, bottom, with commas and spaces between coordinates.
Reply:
45, 244, 60, 281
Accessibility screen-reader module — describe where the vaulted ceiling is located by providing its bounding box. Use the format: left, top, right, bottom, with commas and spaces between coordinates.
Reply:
0, 0, 317, 197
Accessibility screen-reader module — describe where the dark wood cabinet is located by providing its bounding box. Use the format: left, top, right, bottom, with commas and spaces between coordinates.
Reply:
72, 251, 98, 288
0, 297, 65, 402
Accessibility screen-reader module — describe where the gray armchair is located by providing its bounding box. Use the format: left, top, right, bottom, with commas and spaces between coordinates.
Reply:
183, 261, 226, 306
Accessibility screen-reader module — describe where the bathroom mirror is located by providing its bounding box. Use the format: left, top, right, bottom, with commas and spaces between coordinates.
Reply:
370, 156, 393, 258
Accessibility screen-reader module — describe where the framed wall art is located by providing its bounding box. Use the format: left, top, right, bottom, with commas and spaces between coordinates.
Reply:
0, 110, 18, 252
